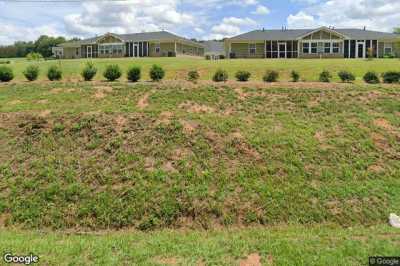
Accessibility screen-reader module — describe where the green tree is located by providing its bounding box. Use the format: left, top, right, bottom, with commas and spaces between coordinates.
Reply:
394, 27, 400, 34
34, 35, 66, 57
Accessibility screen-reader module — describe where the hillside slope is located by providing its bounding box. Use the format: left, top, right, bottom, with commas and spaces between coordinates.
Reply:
0, 81, 399, 229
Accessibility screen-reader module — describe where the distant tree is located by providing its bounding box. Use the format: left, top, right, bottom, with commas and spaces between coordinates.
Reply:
34, 35, 66, 57
394, 27, 400, 34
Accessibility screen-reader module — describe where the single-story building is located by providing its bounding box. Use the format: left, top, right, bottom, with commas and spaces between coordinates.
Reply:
52, 31, 205, 59
203, 40, 225, 60
225, 26, 400, 59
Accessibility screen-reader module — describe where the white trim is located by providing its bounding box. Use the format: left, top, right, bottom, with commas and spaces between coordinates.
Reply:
248, 43, 256, 56
86, 45, 92, 58
96, 33, 124, 43
278, 42, 287, 58
383, 42, 393, 55
296, 26, 349, 40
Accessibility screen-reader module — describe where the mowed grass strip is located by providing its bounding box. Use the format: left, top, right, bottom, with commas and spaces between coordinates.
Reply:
0, 82, 399, 230
2, 57, 400, 82
0, 224, 399, 265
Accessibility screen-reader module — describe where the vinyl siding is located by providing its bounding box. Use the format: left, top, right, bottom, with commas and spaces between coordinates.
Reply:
63, 47, 81, 59
230, 43, 265, 58
149, 42, 175, 57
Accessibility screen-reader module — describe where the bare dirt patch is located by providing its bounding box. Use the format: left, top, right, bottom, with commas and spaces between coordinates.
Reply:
179, 101, 215, 113
373, 118, 395, 132
93, 86, 113, 100
137, 93, 150, 109
371, 132, 391, 151
38, 110, 51, 118
8, 100, 22, 105
153, 256, 181, 265
114, 115, 127, 133
157, 111, 173, 125
180, 119, 199, 134
37, 99, 48, 104
162, 161, 178, 173
239, 253, 262, 266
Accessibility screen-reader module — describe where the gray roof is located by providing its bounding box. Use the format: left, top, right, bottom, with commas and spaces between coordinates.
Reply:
60, 31, 204, 48
228, 27, 400, 41
203, 41, 225, 54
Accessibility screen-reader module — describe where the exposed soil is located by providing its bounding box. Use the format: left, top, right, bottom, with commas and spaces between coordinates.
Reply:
239, 253, 262, 266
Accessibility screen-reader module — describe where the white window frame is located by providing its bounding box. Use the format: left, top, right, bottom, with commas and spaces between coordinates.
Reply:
384, 43, 393, 55
302, 42, 309, 54
155, 43, 161, 53
332, 42, 340, 53
310, 42, 318, 54
249, 43, 256, 55
324, 42, 331, 53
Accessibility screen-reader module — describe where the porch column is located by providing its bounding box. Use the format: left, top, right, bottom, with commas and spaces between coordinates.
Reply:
174, 41, 177, 55
348, 40, 350, 58
377, 41, 379, 58
264, 40, 266, 58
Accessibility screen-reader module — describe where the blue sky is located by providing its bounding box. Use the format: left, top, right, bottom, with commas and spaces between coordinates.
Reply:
0, 0, 399, 44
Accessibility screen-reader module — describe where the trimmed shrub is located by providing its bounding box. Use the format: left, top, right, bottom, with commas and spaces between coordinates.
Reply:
212, 69, 228, 82
23, 65, 40, 81
127, 66, 141, 82
381, 71, 400, 83
81, 62, 97, 81
103, 64, 122, 81
319, 70, 332, 82
47, 65, 62, 81
338, 70, 355, 83
235, 70, 251, 82
187, 70, 200, 82
0, 66, 14, 82
26, 52, 43, 61
363, 71, 380, 84
149, 64, 165, 82
290, 70, 300, 82
263, 70, 279, 82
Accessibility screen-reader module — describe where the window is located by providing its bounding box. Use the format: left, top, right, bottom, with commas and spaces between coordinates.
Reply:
155, 43, 161, 53
302, 42, 309, 54
332, 42, 339, 53
311, 42, 317, 54
384, 43, 393, 55
98, 44, 123, 55
249, 43, 256, 55
324, 42, 331, 53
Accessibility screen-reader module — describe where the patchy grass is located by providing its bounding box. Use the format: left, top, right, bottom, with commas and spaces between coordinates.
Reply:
3, 57, 400, 82
0, 224, 399, 265
0, 81, 399, 230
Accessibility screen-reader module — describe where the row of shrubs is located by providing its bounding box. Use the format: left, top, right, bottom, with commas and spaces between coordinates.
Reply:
212, 69, 400, 84
1, 63, 399, 84
0, 63, 165, 82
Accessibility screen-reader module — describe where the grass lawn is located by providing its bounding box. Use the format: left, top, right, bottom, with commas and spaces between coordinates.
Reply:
0, 81, 399, 230
3, 57, 400, 82
1, 224, 399, 265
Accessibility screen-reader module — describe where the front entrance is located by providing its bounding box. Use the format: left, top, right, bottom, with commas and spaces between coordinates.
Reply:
278, 42, 286, 58
356, 41, 365, 58
87, 46, 92, 58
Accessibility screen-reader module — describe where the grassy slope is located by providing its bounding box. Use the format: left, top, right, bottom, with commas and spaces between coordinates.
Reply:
0, 81, 399, 230
1, 225, 399, 265
4, 57, 400, 82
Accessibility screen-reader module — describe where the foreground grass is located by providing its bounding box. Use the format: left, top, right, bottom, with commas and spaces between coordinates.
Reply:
0, 81, 399, 230
3, 57, 400, 82
1, 224, 399, 265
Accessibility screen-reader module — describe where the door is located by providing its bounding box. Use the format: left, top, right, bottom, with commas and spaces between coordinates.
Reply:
278, 42, 286, 58
87, 46, 92, 58
134, 43, 138, 57
356, 42, 365, 58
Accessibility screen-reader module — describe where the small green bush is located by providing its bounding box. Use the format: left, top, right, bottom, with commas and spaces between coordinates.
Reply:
149, 65, 165, 82
363, 71, 380, 84
235, 70, 251, 82
26, 52, 43, 61
290, 70, 300, 82
187, 70, 199, 82
319, 70, 332, 82
212, 69, 228, 82
0, 66, 14, 82
23, 65, 40, 81
47, 65, 62, 81
81, 62, 97, 81
263, 70, 279, 82
338, 70, 355, 83
381, 71, 400, 83
103, 64, 122, 81
127, 66, 141, 82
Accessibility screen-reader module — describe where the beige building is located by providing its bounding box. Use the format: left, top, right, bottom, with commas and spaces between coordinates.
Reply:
53, 31, 204, 59
225, 26, 400, 59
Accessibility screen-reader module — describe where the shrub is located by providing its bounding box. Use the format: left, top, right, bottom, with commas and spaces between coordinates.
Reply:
127, 66, 141, 82
263, 70, 279, 82
363, 71, 380, 84
149, 64, 165, 82
23, 65, 40, 81
187, 70, 199, 82
319, 70, 332, 82
81, 62, 97, 81
26, 52, 43, 61
103, 64, 122, 81
47, 65, 62, 81
381, 71, 400, 83
0, 60, 10, 64
290, 70, 300, 82
338, 70, 355, 83
235, 70, 251, 82
212, 69, 228, 82
0, 66, 14, 82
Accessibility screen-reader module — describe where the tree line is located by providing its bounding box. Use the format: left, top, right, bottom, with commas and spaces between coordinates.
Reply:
0, 35, 79, 59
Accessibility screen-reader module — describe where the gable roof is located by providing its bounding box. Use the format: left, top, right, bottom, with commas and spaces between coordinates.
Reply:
228, 28, 400, 41
59, 31, 204, 48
